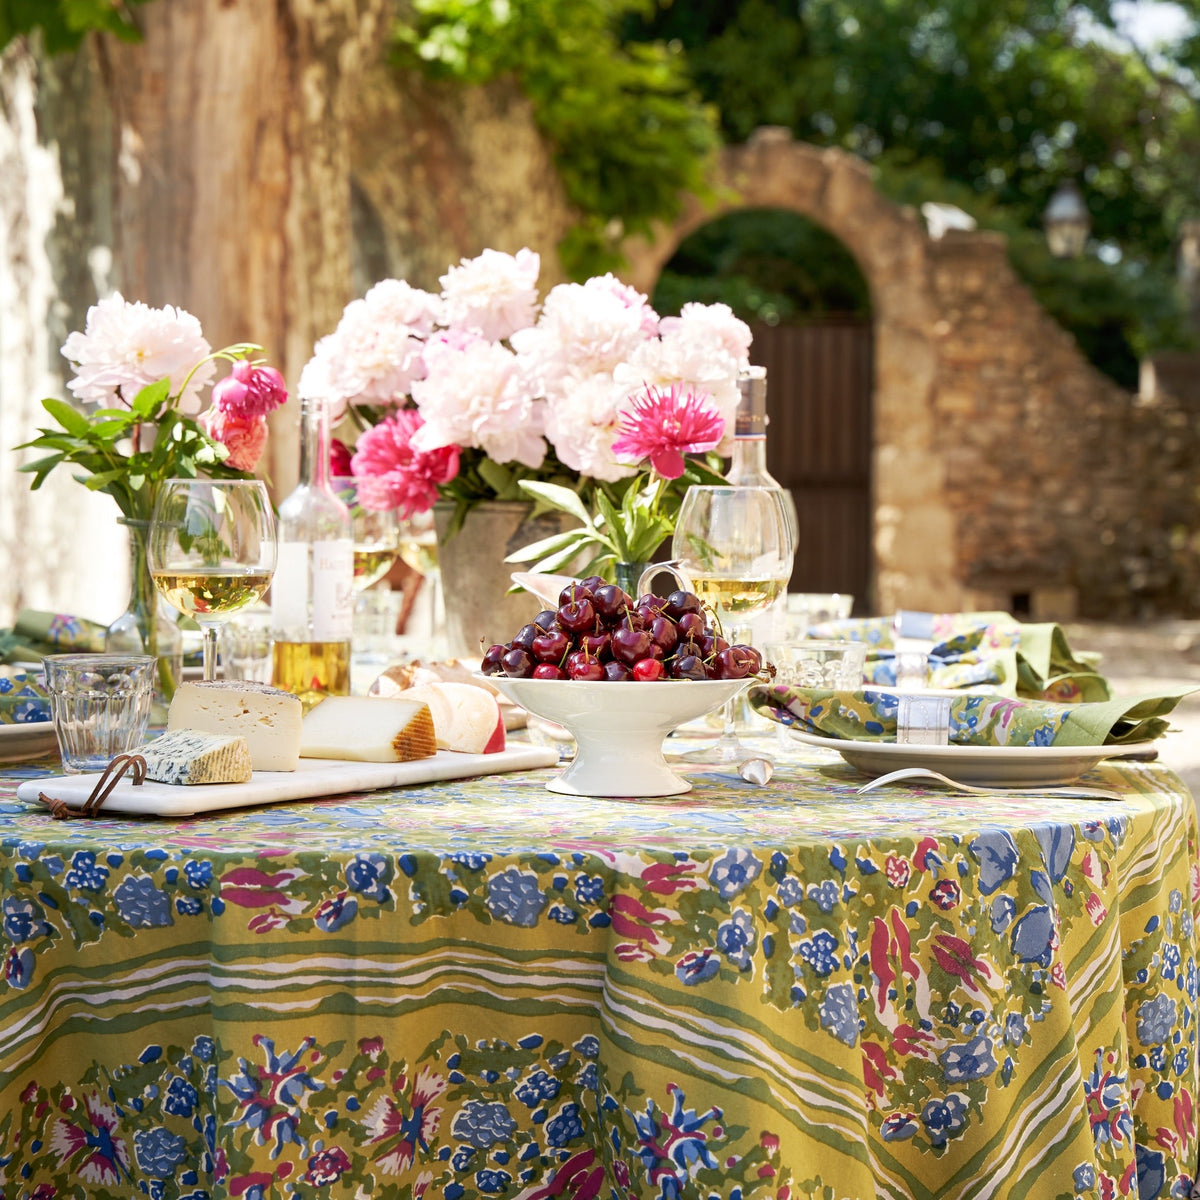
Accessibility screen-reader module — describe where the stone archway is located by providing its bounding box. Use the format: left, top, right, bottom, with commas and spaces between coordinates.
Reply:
624, 128, 955, 614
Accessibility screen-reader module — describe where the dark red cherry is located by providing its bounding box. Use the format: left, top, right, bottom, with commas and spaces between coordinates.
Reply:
512, 623, 539, 651
558, 598, 596, 634
533, 609, 560, 631
671, 653, 708, 680
611, 627, 652, 665
481, 644, 507, 676
700, 634, 730, 658
664, 590, 702, 620
558, 582, 594, 607
533, 663, 567, 680
580, 632, 611, 660
501, 647, 535, 678
632, 658, 665, 681
677, 611, 705, 639
714, 647, 753, 679
567, 655, 604, 681
602, 660, 633, 681
649, 616, 679, 655
579, 575, 605, 594
591, 584, 627, 623
531, 629, 571, 663
730, 644, 762, 673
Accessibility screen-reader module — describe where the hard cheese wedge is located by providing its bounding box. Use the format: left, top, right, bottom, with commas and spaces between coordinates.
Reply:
300, 696, 436, 763
139, 728, 253, 785
168, 680, 303, 771
399, 682, 505, 754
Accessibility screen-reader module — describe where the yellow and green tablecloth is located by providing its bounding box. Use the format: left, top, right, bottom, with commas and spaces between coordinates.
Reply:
0, 744, 1196, 1199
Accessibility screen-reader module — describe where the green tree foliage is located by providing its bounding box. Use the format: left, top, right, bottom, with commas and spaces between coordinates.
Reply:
0, 0, 148, 53
393, 0, 720, 277
626, 0, 1200, 384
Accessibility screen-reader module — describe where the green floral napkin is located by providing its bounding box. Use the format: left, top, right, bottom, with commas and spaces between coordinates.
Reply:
0, 610, 107, 665
808, 611, 1109, 702
0, 666, 51, 725
748, 683, 1194, 747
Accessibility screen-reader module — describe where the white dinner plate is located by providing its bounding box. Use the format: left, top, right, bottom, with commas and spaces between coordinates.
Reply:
786, 729, 1158, 786
0, 722, 59, 763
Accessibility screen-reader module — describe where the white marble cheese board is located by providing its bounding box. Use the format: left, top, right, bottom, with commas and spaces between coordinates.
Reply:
17, 746, 559, 818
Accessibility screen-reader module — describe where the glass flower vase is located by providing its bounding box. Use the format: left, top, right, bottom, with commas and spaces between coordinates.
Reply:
106, 517, 184, 721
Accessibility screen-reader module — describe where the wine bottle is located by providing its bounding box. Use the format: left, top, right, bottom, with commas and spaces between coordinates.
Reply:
726, 366, 799, 546
270, 395, 354, 708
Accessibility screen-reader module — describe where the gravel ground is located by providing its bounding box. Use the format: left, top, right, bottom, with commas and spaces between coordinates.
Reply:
1064, 620, 1200, 800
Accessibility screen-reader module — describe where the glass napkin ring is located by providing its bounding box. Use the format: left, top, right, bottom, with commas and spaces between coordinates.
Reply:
896, 693, 952, 745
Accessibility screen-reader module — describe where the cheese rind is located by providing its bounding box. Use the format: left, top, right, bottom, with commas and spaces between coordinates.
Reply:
399, 682, 506, 754
139, 728, 253, 785
168, 680, 302, 771
300, 696, 436, 763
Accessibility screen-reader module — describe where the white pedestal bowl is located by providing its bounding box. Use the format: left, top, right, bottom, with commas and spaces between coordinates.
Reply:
484, 676, 749, 797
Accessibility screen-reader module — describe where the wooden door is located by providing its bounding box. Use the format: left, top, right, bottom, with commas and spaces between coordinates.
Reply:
750, 320, 874, 609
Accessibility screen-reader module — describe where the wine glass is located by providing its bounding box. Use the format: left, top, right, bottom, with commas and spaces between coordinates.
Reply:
149, 479, 277, 682
397, 508, 445, 652
331, 478, 401, 593
670, 485, 796, 764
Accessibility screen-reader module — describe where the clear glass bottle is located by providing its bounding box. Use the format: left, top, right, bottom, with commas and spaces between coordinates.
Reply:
270, 396, 354, 709
726, 366, 800, 546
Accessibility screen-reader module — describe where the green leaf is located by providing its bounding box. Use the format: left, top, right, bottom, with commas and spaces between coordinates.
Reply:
504, 528, 593, 563
477, 457, 514, 497
40, 397, 90, 436
131, 378, 171, 419
530, 535, 593, 574
17, 452, 66, 476
593, 488, 631, 561
517, 480, 593, 528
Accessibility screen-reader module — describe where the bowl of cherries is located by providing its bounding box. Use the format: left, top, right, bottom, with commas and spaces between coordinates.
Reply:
479, 577, 772, 797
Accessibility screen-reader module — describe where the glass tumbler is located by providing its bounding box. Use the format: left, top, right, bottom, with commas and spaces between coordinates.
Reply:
764, 639, 867, 751
43, 654, 155, 773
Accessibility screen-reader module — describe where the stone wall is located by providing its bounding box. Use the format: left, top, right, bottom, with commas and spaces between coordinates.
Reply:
627, 129, 1200, 619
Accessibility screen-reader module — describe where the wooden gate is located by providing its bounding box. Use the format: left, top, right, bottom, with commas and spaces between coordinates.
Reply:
750, 320, 874, 609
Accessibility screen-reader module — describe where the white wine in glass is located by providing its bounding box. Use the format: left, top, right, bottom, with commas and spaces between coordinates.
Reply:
150, 479, 277, 682
332, 478, 401, 593
671, 485, 796, 764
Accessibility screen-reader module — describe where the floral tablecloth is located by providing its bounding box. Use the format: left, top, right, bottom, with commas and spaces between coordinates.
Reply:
0, 743, 1197, 1200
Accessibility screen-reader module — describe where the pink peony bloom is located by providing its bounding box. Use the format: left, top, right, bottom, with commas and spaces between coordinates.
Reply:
610, 383, 724, 479
439, 247, 540, 341
203, 407, 268, 472
351, 409, 460, 517
210, 359, 288, 419
329, 437, 353, 478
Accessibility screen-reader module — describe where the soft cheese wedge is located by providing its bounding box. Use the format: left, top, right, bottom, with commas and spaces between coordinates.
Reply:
168, 680, 303, 771
139, 728, 253, 785
300, 696, 436, 763
398, 682, 505, 754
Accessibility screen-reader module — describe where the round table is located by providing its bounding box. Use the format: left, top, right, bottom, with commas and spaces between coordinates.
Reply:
0, 745, 1196, 1199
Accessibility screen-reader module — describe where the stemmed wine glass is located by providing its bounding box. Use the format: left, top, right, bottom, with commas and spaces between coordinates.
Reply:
331, 478, 401, 593
149, 479, 277, 682
670, 485, 796, 764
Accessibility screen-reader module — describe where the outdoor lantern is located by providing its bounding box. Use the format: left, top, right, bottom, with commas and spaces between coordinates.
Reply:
1043, 181, 1091, 258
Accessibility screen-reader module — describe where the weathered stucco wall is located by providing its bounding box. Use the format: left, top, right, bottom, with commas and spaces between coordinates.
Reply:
626, 128, 1200, 619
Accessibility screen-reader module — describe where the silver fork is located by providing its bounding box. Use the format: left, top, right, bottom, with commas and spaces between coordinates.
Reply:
856, 766, 1124, 801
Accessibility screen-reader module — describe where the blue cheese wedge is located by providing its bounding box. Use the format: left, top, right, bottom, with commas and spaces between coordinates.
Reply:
168, 680, 302, 771
139, 728, 253, 785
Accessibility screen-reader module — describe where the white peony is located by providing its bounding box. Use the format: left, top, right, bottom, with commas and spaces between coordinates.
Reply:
511, 278, 656, 402
61, 292, 215, 413
439, 247, 541, 342
411, 339, 546, 468
298, 289, 428, 419
544, 373, 640, 483
658, 301, 752, 364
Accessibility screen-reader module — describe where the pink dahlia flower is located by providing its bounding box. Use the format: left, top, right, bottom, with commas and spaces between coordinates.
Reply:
610, 383, 724, 479
203, 408, 268, 472
350, 409, 460, 517
210, 359, 288, 419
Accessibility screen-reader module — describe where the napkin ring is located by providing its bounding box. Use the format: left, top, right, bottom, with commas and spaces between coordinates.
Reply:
37, 752, 146, 819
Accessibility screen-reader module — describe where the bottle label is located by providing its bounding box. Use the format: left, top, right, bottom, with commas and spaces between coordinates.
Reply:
313, 539, 354, 641
270, 539, 354, 641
